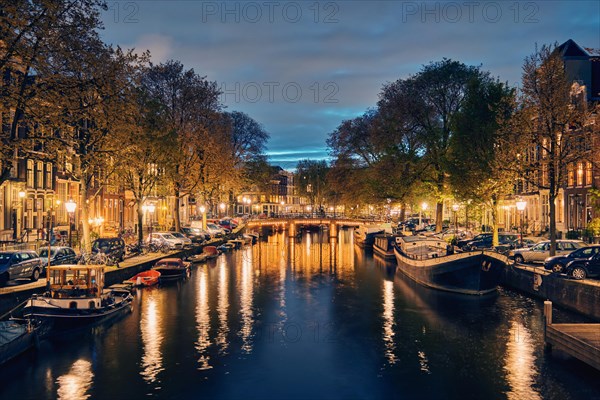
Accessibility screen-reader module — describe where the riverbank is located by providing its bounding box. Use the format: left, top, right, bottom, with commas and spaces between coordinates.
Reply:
0, 227, 245, 316
500, 262, 600, 320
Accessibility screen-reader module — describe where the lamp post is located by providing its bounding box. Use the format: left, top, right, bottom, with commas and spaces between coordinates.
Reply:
516, 199, 527, 247
199, 205, 207, 230
65, 199, 76, 248
420, 202, 428, 229
452, 203, 459, 239
219, 202, 226, 218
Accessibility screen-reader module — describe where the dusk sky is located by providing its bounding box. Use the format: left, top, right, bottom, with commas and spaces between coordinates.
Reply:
99, 1, 599, 169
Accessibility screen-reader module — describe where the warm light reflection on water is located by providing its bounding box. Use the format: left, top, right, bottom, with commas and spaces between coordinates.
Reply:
195, 267, 212, 370
504, 320, 541, 400
382, 279, 397, 365
239, 247, 255, 354
56, 359, 93, 400
140, 293, 164, 383
216, 259, 229, 355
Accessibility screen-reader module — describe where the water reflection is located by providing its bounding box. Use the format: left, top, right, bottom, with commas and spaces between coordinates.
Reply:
382, 279, 397, 365
56, 359, 94, 400
216, 260, 229, 355
504, 320, 541, 400
239, 247, 255, 354
195, 267, 212, 370
140, 292, 164, 383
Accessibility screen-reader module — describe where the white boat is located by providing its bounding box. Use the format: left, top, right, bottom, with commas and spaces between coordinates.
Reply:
22, 264, 133, 329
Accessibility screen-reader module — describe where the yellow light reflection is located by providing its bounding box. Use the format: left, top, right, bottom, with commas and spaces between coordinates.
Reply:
382, 280, 397, 365
504, 320, 541, 400
140, 294, 163, 383
56, 359, 93, 400
239, 252, 254, 353
195, 267, 212, 370
216, 260, 229, 354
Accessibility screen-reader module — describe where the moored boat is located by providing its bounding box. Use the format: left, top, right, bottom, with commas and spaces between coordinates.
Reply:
0, 318, 41, 365
124, 270, 161, 287
153, 258, 191, 282
393, 236, 506, 295
22, 264, 133, 329
373, 234, 398, 262
354, 224, 390, 248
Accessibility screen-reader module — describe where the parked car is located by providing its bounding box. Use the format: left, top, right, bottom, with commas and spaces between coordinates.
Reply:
169, 231, 193, 247
218, 218, 238, 230
564, 252, 600, 280
181, 227, 210, 243
463, 234, 518, 252
457, 233, 492, 250
206, 223, 226, 238
0, 250, 43, 286
509, 240, 586, 264
92, 237, 126, 262
147, 232, 184, 250
38, 246, 78, 268
544, 245, 600, 273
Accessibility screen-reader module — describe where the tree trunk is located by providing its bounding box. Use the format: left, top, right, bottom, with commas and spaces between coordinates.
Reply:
80, 182, 91, 252
174, 189, 181, 232
491, 200, 499, 247
435, 202, 443, 233
549, 192, 557, 256
137, 200, 144, 245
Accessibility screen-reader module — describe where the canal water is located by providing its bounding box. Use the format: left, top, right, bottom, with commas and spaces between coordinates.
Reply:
1, 230, 599, 400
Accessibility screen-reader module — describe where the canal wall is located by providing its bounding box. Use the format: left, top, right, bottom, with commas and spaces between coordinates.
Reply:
500, 264, 600, 321
0, 228, 243, 316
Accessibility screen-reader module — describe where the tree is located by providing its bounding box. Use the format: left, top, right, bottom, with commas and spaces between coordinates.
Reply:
296, 159, 328, 213
140, 60, 221, 231
518, 43, 593, 255
448, 75, 520, 244
0, 0, 107, 186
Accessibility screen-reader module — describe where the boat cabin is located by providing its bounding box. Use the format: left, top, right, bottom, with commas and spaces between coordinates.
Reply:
46, 265, 104, 300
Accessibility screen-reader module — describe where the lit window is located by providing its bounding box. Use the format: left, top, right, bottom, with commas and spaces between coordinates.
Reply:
585, 162, 593, 186
576, 162, 584, 186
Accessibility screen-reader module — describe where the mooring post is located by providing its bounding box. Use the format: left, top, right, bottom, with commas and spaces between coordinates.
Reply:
544, 300, 552, 326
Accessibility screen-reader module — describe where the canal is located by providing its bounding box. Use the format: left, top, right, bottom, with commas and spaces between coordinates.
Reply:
1, 230, 599, 399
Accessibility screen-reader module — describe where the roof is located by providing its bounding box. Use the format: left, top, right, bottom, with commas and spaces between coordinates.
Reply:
558, 39, 590, 58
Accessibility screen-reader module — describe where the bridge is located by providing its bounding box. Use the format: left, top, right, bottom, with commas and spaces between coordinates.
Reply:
245, 217, 384, 238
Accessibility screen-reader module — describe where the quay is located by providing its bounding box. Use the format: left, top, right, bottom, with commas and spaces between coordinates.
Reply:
500, 262, 600, 320
544, 301, 600, 371
0, 227, 245, 316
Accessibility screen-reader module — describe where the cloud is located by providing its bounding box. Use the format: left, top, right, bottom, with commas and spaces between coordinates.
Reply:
99, 1, 600, 168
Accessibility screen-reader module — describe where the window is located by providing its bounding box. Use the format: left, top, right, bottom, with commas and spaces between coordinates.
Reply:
576, 162, 584, 186
585, 161, 593, 186
27, 160, 34, 187
36, 162, 43, 188
45, 163, 52, 189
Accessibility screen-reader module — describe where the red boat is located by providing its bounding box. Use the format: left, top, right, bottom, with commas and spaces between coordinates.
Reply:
126, 270, 161, 287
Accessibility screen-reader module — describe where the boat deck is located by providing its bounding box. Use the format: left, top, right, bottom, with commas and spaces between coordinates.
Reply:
544, 301, 600, 371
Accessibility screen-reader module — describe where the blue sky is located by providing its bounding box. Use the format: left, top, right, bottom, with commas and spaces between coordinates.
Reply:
99, 1, 600, 169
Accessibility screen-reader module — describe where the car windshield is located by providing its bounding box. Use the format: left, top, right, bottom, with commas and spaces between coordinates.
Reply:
171, 233, 183, 238
0, 253, 13, 263
38, 249, 57, 257
162, 234, 176, 239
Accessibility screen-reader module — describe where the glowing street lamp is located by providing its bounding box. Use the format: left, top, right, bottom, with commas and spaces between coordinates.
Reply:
199, 205, 207, 230
419, 202, 428, 229
65, 199, 76, 247
516, 199, 527, 247
452, 203, 460, 239
219, 202, 226, 217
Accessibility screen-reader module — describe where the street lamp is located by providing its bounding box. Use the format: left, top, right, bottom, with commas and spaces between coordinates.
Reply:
420, 202, 428, 229
219, 202, 226, 218
516, 199, 527, 247
65, 199, 77, 248
452, 203, 460, 240
199, 205, 207, 230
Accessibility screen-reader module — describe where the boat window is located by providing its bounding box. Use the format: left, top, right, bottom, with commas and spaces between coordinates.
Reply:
89, 301, 96, 309
69, 302, 78, 309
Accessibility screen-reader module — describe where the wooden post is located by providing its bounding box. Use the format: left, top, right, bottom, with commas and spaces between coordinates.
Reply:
544, 300, 552, 326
